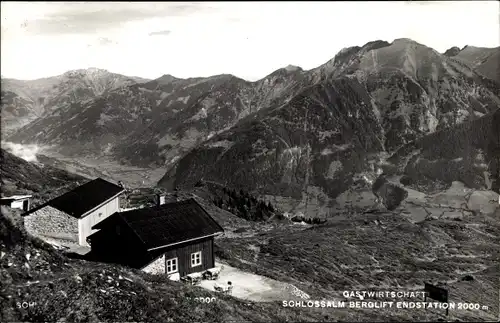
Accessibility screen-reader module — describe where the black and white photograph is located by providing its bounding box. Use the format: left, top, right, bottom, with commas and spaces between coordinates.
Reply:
1, 1, 499, 322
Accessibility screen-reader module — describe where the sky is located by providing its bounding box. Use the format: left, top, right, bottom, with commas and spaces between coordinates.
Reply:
1, 1, 499, 81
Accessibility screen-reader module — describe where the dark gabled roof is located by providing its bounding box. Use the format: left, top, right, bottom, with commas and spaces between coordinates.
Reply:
24, 178, 124, 219
93, 198, 224, 250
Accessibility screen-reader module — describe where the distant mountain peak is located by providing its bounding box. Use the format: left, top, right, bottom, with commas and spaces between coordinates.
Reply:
62, 68, 111, 78
283, 65, 302, 72
393, 38, 417, 43
156, 74, 179, 84
443, 46, 461, 57
336, 46, 362, 56
265, 65, 303, 79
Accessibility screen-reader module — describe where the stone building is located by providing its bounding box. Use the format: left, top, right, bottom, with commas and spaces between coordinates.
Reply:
22, 178, 125, 246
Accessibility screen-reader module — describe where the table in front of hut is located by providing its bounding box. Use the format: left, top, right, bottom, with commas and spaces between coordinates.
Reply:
203, 266, 222, 280
183, 272, 203, 285
214, 281, 233, 294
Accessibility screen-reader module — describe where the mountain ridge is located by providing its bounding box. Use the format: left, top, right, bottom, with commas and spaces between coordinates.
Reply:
1, 68, 151, 136
443, 44, 500, 84
3, 38, 500, 215
4, 39, 498, 84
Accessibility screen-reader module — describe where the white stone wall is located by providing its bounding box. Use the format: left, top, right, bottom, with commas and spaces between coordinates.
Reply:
142, 255, 166, 275
11, 200, 24, 210
79, 197, 120, 246
24, 206, 79, 242
168, 273, 180, 281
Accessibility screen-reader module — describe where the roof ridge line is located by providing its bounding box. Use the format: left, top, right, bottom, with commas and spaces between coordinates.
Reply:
120, 211, 148, 248
190, 197, 225, 233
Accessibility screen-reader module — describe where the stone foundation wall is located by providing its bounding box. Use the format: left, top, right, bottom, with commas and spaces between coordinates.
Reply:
142, 255, 165, 275
24, 206, 79, 242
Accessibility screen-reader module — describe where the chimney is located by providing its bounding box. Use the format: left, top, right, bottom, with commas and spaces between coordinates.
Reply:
24, 198, 31, 212
156, 194, 166, 206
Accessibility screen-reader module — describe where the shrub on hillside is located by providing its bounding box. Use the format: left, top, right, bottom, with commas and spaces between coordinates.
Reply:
212, 187, 278, 222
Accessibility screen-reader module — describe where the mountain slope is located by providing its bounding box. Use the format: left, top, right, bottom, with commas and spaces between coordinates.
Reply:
388, 108, 500, 194
10, 38, 498, 166
0, 148, 85, 206
158, 39, 500, 213
158, 77, 386, 212
5, 39, 500, 211
7, 69, 312, 167
1, 68, 149, 136
116, 69, 313, 167
0, 91, 37, 136
0, 206, 334, 323
315, 38, 499, 149
444, 45, 500, 84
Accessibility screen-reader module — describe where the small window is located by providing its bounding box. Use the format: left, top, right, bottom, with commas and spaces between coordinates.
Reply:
98, 212, 102, 217
191, 251, 202, 267
167, 258, 178, 274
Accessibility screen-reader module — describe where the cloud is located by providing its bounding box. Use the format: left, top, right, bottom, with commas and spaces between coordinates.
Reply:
26, 10, 163, 35
148, 30, 172, 36
22, 3, 212, 35
2, 142, 40, 162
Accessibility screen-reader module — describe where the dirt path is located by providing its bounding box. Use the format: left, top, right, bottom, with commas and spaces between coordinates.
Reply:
197, 262, 310, 302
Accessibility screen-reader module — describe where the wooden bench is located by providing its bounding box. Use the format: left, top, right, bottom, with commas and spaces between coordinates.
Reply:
182, 273, 202, 285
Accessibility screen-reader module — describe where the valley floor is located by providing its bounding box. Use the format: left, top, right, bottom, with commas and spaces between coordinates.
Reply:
37, 151, 166, 188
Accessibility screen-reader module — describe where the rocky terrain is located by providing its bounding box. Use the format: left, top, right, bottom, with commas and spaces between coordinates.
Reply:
1, 68, 148, 136
4, 38, 498, 217
2, 177, 499, 322
388, 108, 500, 194
1, 37, 499, 321
444, 45, 500, 84
5, 39, 499, 174
4, 69, 310, 167
159, 72, 499, 216
217, 205, 500, 322
0, 206, 333, 323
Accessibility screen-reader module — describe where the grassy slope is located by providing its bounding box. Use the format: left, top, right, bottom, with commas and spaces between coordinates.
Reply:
0, 148, 85, 206
216, 210, 500, 322
0, 206, 329, 323
2, 190, 499, 321
103, 185, 500, 321
2, 155, 499, 321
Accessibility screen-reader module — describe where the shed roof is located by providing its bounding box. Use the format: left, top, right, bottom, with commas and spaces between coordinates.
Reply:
0, 195, 32, 200
92, 198, 224, 250
23, 178, 124, 218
